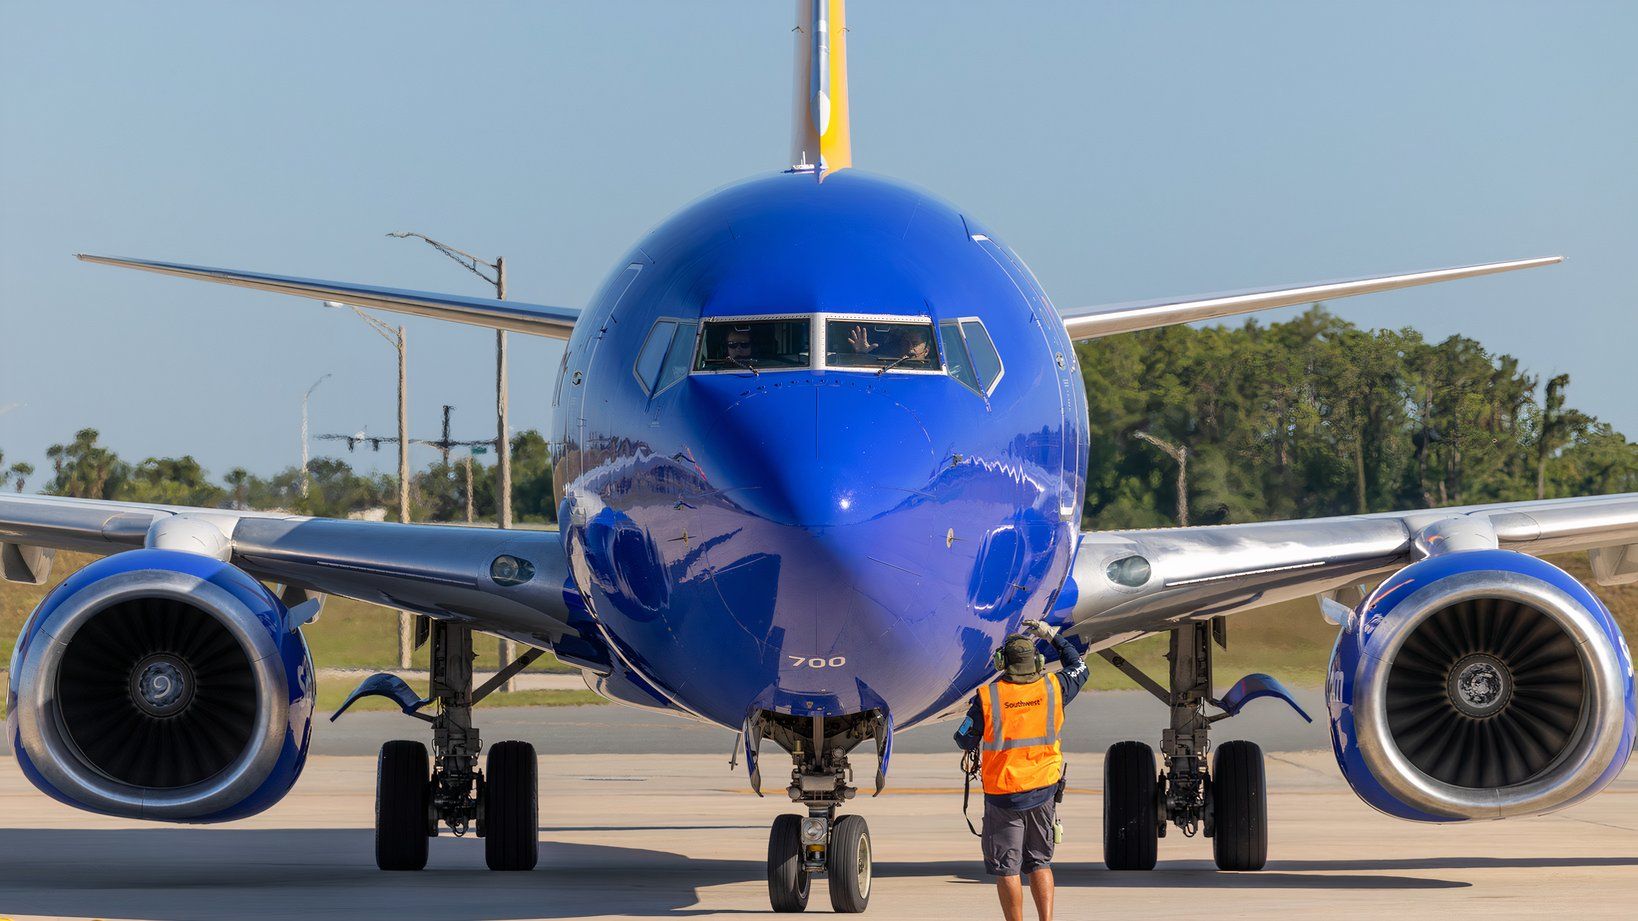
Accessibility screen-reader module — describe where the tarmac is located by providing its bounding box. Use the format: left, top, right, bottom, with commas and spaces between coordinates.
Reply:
2, 693, 1636, 920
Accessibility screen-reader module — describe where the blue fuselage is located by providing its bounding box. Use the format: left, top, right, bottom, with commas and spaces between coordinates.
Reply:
552, 170, 1088, 730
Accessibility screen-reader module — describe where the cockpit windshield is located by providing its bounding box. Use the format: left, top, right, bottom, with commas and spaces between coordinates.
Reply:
689, 314, 968, 380
823, 319, 939, 371
694, 318, 811, 371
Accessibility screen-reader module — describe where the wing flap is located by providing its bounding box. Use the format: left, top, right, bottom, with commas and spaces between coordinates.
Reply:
77, 254, 579, 339
1058, 257, 1561, 341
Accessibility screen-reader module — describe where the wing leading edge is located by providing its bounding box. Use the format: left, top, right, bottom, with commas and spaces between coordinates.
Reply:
77, 254, 579, 339
0, 493, 583, 646
1061, 492, 1638, 648
1057, 256, 1561, 341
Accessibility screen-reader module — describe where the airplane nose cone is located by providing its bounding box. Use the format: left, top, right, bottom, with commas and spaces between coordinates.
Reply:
688, 377, 939, 527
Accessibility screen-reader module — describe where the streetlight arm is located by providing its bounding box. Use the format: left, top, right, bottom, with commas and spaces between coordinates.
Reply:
387, 231, 500, 288
347, 305, 400, 346
305, 372, 333, 401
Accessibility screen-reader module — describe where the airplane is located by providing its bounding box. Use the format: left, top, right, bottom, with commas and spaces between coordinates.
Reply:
3, 0, 1635, 914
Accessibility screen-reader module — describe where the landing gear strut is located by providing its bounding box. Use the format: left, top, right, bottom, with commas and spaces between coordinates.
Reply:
756, 713, 879, 913
1099, 621, 1268, 871
352, 619, 542, 871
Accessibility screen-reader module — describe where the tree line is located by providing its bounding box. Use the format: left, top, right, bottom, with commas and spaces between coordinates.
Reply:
5, 305, 1634, 529
11, 428, 559, 524
1077, 306, 1638, 529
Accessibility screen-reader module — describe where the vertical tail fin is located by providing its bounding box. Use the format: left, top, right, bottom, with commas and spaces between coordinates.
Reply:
790, 0, 851, 174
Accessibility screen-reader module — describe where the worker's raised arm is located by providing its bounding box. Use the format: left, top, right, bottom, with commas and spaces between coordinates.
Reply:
952, 694, 984, 750
1052, 635, 1090, 705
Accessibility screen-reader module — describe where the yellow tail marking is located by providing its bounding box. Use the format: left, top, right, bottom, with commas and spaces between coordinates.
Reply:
791, 0, 852, 174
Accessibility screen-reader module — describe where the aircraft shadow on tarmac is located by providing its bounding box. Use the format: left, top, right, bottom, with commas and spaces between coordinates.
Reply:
6, 826, 1633, 919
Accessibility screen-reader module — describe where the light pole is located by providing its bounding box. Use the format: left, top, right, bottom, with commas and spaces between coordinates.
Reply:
326, 300, 414, 667
387, 232, 511, 529
1134, 431, 1189, 527
388, 231, 518, 688
300, 373, 332, 499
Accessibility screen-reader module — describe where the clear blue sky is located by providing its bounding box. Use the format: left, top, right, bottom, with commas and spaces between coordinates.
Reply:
3, 1, 1634, 488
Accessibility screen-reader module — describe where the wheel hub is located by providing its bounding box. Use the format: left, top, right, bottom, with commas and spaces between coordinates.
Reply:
856, 831, 871, 896
1447, 653, 1512, 718
128, 653, 194, 718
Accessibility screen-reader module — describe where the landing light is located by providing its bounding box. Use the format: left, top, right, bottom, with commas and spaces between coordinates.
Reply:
490, 555, 535, 587
1106, 555, 1152, 588
800, 816, 828, 844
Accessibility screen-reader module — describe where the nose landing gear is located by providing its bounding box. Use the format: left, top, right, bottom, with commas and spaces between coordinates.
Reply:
756, 712, 879, 913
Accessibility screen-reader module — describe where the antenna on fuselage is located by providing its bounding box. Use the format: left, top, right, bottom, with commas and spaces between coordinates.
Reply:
790, 0, 851, 175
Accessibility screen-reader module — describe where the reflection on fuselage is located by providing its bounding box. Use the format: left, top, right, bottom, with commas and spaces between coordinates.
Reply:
552, 170, 1089, 730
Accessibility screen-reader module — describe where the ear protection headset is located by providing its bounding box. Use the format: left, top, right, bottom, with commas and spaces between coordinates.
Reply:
992, 634, 1045, 674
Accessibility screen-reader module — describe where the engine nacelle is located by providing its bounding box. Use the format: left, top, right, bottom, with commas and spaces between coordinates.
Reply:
1328, 549, 1635, 821
7, 549, 315, 821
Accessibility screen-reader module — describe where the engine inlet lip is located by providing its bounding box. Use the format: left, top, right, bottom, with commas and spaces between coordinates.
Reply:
1352, 569, 1627, 820
14, 569, 289, 820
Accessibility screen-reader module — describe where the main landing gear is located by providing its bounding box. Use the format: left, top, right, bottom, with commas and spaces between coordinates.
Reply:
752, 712, 882, 913
1099, 620, 1294, 872
334, 618, 544, 872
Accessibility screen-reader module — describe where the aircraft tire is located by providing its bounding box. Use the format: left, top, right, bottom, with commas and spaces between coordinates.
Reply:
827, 815, 872, 913
1103, 740, 1159, 870
484, 740, 539, 870
767, 814, 810, 912
376, 740, 431, 871
1211, 740, 1267, 871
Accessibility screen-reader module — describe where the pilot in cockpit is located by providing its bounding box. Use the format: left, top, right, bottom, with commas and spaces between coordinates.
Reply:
845, 324, 931, 365
724, 328, 756, 363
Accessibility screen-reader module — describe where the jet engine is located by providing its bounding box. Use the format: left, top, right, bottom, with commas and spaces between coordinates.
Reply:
1328, 549, 1635, 821
7, 548, 315, 821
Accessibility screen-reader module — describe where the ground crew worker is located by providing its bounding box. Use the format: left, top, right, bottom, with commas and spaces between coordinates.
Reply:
954, 619, 1089, 921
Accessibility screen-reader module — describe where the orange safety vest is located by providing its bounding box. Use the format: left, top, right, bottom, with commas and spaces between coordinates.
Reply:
977, 675, 1065, 795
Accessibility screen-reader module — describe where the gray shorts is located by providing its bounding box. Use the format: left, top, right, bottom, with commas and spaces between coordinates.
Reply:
982, 797, 1057, 876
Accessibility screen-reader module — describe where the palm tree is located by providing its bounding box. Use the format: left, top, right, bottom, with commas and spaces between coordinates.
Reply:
224, 467, 250, 509
9, 462, 34, 493
43, 428, 128, 499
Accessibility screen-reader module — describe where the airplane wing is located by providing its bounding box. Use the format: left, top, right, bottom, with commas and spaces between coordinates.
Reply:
1060, 492, 1638, 647
1056, 256, 1560, 341
0, 494, 593, 656
76, 255, 579, 339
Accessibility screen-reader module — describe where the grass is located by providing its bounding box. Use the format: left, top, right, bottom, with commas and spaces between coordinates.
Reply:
2, 551, 579, 673
5, 550, 1635, 706
316, 686, 604, 713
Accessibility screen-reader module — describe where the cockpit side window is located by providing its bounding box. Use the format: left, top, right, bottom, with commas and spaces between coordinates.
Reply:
824, 319, 939, 371
635, 319, 698, 395
940, 320, 982, 392
960, 319, 1003, 393
655, 321, 697, 392
634, 320, 677, 394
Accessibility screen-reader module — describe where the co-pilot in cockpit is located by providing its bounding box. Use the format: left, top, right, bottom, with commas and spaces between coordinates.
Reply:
679, 313, 999, 393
